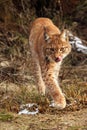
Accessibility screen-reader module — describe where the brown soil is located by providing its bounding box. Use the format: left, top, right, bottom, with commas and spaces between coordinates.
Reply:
0, 108, 87, 130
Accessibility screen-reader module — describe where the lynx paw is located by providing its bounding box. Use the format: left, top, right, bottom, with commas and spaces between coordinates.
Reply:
55, 101, 66, 109
50, 95, 66, 109
50, 100, 66, 109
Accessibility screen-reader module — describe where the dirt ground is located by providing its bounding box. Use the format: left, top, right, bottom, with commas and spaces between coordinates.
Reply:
0, 108, 87, 130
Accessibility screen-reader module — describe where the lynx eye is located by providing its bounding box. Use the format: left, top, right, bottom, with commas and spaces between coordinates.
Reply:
59, 47, 66, 52
50, 48, 55, 52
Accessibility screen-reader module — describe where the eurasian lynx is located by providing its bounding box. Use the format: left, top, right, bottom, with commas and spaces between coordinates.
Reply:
29, 18, 71, 109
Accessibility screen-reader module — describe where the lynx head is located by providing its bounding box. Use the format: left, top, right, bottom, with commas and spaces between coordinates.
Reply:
43, 27, 71, 63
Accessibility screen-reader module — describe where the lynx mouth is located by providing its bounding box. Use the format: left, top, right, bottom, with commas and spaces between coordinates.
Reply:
55, 56, 62, 62
45, 56, 62, 63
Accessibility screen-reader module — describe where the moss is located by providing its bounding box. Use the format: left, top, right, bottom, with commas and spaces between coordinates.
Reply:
0, 113, 14, 121
67, 126, 87, 130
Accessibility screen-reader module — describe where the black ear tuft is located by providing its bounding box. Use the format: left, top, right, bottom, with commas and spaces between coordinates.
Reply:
60, 29, 69, 42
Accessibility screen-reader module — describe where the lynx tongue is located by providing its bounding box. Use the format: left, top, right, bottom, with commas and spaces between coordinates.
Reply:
55, 56, 62, 62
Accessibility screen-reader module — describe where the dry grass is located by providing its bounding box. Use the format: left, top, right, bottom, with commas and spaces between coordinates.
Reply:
0, 23, 87, 115
0, 66, 87, 114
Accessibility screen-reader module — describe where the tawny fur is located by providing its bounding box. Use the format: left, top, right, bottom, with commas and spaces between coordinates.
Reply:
29, 18, 71, 109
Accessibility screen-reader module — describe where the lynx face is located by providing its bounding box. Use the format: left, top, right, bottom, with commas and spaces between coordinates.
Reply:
43, 31, 71, 63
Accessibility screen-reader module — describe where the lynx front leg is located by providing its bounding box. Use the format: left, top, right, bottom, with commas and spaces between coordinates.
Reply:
29, 46, 46, 95
36, 69, 46, 95
42, 70, 66, 109
32, 58, 46, 95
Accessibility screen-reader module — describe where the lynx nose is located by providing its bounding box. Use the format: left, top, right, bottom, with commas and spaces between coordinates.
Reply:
55, 56, 62, 62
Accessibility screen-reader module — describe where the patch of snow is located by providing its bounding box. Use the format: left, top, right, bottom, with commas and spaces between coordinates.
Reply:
18, 103, 39, 115
69, 32, 87, 54
20, 103, 36, 109
18, 108, 39, 115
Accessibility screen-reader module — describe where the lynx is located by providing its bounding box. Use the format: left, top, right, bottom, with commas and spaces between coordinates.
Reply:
29, 18, 71, 109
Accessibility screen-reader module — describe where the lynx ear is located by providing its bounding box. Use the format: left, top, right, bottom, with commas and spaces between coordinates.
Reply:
44, 33, 50, 41
60, 30, 68, 42
44, 27, 50, 43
